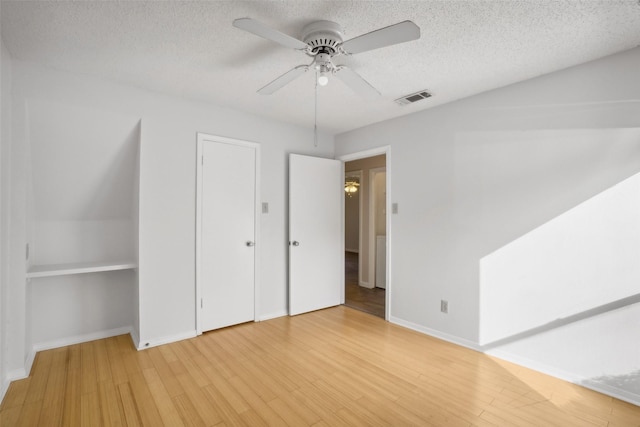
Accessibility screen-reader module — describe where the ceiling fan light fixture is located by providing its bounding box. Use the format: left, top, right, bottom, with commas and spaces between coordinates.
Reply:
318, 73, 329, 86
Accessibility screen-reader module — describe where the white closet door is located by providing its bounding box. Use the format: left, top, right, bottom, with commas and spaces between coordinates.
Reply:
289, 154, 343, 316
199, 138, 256, 332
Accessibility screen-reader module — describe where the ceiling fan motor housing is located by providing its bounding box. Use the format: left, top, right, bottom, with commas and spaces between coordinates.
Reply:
301, 20, 344, 56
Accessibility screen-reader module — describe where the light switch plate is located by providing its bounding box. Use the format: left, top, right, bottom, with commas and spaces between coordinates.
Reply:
262, 202, 269, 214
392, 203, 398, 214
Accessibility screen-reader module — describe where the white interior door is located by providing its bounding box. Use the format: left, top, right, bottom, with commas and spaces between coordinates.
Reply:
289, 154, 343, 316
198, 136, 257, 332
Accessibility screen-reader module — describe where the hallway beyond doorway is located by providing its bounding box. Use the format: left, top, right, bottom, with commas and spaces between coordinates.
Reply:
344, 252, 385, 318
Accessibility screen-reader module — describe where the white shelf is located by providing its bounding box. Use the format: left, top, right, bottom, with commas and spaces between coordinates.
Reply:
27, 260, 137, 279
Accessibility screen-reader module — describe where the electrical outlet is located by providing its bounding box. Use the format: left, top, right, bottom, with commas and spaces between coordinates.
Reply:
440, 300, 448, 314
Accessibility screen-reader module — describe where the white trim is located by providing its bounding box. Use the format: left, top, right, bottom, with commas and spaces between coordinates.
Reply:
339, 147, 388, 162
368, 167, 385, 290
7, 368, 27, 382
1, 378, 11, 403
129, 327, 140, 350
580, 382, 640, 407
389, 315, 640, 407
195, 133, 261, 335
485, 349, 640, 407
137, 330, 197, 350
32, 326, 133, 352
389, 315, 482, 352
345, 169, 364, 284
258, 310, 288, 321
358, 280, 371, 288
24, 347, 36, 377
338, 145, 391, 320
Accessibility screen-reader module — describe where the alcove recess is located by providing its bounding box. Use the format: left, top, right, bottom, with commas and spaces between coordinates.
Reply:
25, 98, 140, 347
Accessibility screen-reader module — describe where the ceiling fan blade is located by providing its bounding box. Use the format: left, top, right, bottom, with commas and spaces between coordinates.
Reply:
341, 20, 420, 55
233, 18, 308, 50
258, 65, 309, 95
335, 66, 381, 100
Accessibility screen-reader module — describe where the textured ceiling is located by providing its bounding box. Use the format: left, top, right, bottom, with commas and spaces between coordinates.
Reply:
2, 1, 640, 134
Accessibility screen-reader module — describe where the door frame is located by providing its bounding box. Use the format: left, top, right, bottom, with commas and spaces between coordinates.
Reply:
368, 166, 386, 289
344, 170, 365, 283
338, 146, 391, 320
195, 133, 261, 335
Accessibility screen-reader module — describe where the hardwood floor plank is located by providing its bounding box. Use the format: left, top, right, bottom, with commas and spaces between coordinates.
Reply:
105, 337, 129, 386
146, 346, 185, 397
61, 357, 81, 427
98, 380, 126, 427
0, 404, 22, 427
15, 401, 43, 427
267, 397, 311, 426
80, 342, 98, 395
39, 348, 68, 426
173, 393, 206, 427
80, 391, 102, 427
173, 369, 222, 426
142, 368, 184, 427
117, 382, 141, 427
24, 351, 52, 404
227, 376, 288, 426
2, 306, 639, 426
201, 384, 248, 427
127, 370, 165, 426
0, 378, 30, 411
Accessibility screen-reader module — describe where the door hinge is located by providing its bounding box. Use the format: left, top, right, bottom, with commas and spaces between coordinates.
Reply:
26, 243, 29, 260
201, 298, 203, 308
201, 155, 204, 165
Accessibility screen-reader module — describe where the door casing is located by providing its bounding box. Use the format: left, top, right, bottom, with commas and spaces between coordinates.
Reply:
338, 146, 391, 320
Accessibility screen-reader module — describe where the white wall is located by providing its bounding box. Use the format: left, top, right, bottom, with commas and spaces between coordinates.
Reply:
0, 35, 12, 400
10, 61, 334, 353
335, 47, 640, 404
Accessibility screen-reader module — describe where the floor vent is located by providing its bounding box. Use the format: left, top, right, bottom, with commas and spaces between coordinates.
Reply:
395, 90, 432, 106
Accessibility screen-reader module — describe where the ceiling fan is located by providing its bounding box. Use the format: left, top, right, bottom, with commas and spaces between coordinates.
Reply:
233, 18, 420, 100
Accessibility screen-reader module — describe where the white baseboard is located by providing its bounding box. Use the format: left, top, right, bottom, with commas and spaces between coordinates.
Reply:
24, 348, 36, 377
33, 326, 133, 353
580, 381, 640, 407
486, 349, 640, 407
359, 280, 373, 289
0, 377, 9, 404
259, 310, 288, 321
129, 328, 140, 349
1, 360, 34, 403
137, 330, 197, 350
388, 317, 640, 407
389, 315, 482, 352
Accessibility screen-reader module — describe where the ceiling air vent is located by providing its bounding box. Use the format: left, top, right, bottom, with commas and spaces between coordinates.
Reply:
395, 90, 432, 106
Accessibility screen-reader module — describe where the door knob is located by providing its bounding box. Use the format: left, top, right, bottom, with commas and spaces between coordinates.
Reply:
291, 241, 300, 246
246, 241, 255, 247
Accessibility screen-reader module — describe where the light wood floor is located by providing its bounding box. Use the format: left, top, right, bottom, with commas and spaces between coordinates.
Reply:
1, 307, 639, 426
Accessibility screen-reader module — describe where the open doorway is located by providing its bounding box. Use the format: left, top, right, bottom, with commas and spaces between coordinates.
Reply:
343, 155, 387, 318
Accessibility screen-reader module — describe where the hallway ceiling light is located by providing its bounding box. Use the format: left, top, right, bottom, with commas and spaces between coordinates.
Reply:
345, 181, 359, 197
